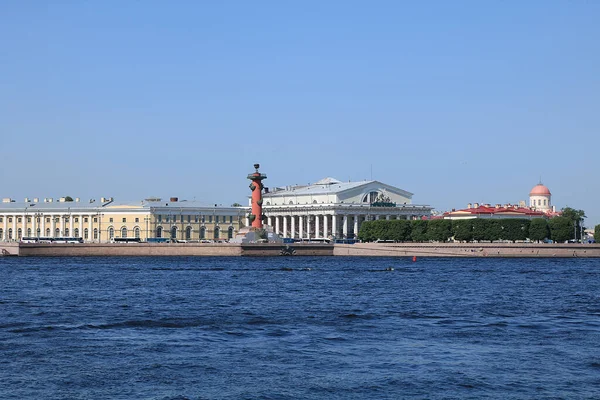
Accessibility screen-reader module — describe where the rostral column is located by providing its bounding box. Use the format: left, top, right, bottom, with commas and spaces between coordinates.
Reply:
247, 163, 267, 229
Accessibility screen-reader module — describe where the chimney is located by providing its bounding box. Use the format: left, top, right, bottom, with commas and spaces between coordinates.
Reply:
467, 203, 472, 209
59, 197, 66, 202
495, 204, 500, 208
24, 198, 30, 202
474, 203, 479, 208
75, 198, 80, 202
170, 197, 178, 202
2, 198, 12, 203
33, 198, 39, 203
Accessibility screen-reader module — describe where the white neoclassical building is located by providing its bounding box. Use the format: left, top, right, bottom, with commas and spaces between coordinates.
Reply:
249, 177, 432, 239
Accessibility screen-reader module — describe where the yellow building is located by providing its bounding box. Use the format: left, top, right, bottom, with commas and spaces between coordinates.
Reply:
0, 196, 245, 243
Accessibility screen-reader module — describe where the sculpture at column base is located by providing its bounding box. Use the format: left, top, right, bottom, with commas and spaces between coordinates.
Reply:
230, 225, 284, 244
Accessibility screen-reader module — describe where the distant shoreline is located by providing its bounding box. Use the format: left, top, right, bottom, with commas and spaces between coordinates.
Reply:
2, 242, 599, 258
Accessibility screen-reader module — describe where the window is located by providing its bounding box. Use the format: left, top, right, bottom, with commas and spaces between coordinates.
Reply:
65, 229, 69, 236
186, 227, 192, 240
74, 228, 79, 237
195, 215, 199, 223
0, 217, 2, 223
187, 215, 191, 223
36, 217, 40, 223
93, 228, 98, 239
158, 215, 162, 223
65, 218, 69, 223
166, 216, 170, 223
18, 218, 22, 223
108, 227, 114, 239
538, 199, 541, 206
228, 227, 234, 239
200, 227, 206, 239
55, 228, 60, 237
209, 216, 213, 223
46, 218, 50, 223
8, 228, 13, 239
27, 217, 31, 222
84, 217, 88, 223
94, 218, 98, 223
216, 216, 219, 224
289, 201, 293, 205
543, 199, 547, 206
134, 227, 140, 238
55, 218, 59, 223
109, 218, 114, 223
84, 228, 89, 239
27, 228, 31, 236
75, 218, 79, 223
121, 227, 127, 238
135, 218, 139, 223
156, 227, 163, 238
36, 228, 40, 237
46, 228, 50, 236
214, 227, 220, 240
171, 226, 177, 239
9, 217, 12, 223
122, 218, 126, 223
201, 216, 205, 223
229, 216, 233, 224
181, 215, 184, 223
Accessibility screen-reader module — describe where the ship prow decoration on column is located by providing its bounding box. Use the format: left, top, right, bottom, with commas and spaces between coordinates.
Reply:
247, 163, 267, 230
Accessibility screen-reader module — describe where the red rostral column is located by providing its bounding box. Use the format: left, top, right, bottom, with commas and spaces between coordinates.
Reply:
247, 163, 267, 229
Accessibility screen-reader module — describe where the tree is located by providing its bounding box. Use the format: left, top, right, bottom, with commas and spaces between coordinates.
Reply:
561, 207, 586, 240
549, 216, 572, 243
427, 219, 452, 242
452, 220, 473, 242
472, 219, 489, 242
529, 218, 550, 242
500, 219, 530, 243
485, 220, 503, 241
410, 220, 428, 242
231, 202, 243, 207
389, 220, 411, 242
358, 221, 376, 242
595, 225, 600, 242
64, 196, 74, 202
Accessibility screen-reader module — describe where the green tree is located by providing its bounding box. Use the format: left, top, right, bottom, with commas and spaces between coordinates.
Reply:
357, 221, 375, 242
64, 196, 74, 202
529, 218, 550, 242
500, 219, 530, 242
389, 220, 411, 242
452, 220, 473, 242
410, 220, 428, 242
595, 224, 600, 242
485, 220, 503, 241
560, 207, 586, 240
427, 219, 452, 242
472, 219, 488, 242
231, 202, 243, 207
549, 216, 572, 243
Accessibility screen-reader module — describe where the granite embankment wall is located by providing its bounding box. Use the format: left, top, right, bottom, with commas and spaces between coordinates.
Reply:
11, 243, 334, 257
334, 242, 600, 258
0, 242, 19, 256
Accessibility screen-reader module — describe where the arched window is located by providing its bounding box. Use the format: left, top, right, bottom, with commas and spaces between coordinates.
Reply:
171, 226, 177, 240
538, 199, 541, 206
214, 226, 220, 239
17, 228, 22, 239
74, 228, 79, 238
362, 191, 379, 203
313, 200, 318, 204
266, 201, 270, 205
186, 226, 192, 240
55, 228, 60, 237
8, 228, 13, 239
228, 226, 234, 239
36, 228, 40, 237
289, 200, 294, 205
93, 228, 98, 240
0, 228, 3, 240
200, 226, 206, 239
27, 228, 32, 236
121, 227, 127, 238
108, 227, 114, 239
65, 228, 70, 236
156, 226, 163, 238
134, 227, 140, 238
46, 228, 51, 236
84, 228, 89, 240
543, 199, 547, 206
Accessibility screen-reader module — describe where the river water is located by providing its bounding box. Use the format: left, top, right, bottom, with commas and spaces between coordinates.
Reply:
1, 256, 599, 399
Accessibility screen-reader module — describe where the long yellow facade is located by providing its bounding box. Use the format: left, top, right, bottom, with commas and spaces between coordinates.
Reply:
0, 197, 245, 243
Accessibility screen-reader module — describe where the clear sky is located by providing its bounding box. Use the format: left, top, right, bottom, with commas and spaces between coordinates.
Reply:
1, 1, 599, 225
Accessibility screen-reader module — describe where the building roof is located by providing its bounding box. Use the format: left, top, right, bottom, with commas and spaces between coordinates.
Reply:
265, 178, 413, 198
530, 183, 551, 196
445, 204, 547, 218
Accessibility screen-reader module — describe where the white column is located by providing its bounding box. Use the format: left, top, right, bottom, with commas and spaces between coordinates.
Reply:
332, 214, 337, 239
354, 215, 359, 237
32, 214, 37, 237
298, 215, 303, 239
41, 215, 46, 236
283, 216, 288, 238
60, 216, 65, 236
315, 215, 320, 238
386, 215, 390, 220
3, 215, 7, 240
69, 216, 74, 236
12, 215, 17, 240
306, 215, 311, 239
342, 215, 348, 238
275, 216, 280, 235
291, 216, 296, 239
267, 216, 272, 227
50, 215, 56, 237
324, 214, 329, 238
88, 215, 93, 242
245, 217, 250, 227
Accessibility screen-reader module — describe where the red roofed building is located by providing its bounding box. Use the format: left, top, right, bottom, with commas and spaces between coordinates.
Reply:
444, 182, 561, 220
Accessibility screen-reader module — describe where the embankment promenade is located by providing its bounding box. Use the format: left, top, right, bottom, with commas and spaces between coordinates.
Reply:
2, 242, 600, 257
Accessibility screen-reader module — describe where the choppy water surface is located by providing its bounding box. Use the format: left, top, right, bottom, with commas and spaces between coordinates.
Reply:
1, 256, 600, 399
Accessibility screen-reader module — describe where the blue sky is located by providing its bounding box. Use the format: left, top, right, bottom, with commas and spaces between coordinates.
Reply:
1, 1, 599, 225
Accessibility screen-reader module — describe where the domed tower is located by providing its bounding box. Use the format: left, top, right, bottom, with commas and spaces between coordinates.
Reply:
529, 182, 551, 211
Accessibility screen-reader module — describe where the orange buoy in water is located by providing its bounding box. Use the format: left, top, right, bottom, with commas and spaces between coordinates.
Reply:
412, 256, 417, 262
